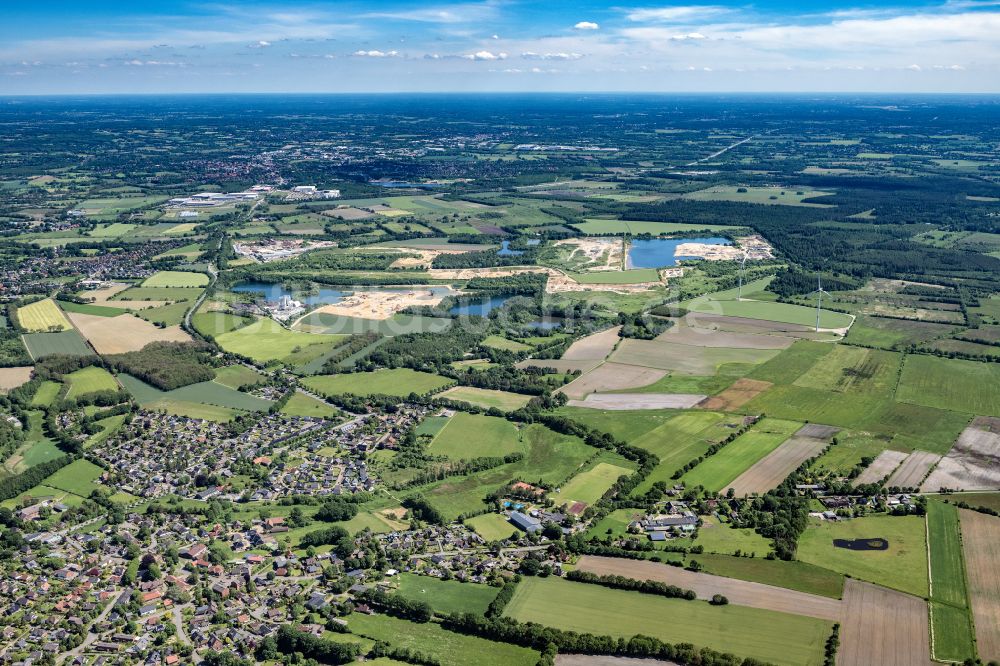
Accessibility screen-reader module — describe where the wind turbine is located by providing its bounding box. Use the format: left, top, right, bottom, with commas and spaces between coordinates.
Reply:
736, 252, 749, 301
809, 275, 830, 332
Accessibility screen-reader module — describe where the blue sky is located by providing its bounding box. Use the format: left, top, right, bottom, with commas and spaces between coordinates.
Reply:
1, 1, 997, 93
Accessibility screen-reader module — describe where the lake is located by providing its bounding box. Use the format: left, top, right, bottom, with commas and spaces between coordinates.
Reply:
627, 237, 732, 268
497, 240, 524, 257
232, 281, 452, 306
449, 295, 515, 316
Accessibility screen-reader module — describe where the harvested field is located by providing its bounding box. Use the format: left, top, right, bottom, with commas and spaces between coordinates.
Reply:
656, 321, 795, 349
684, 312, 820, 337
561, 326, 622, 361
438, 386, 532, 411
724, 424, 838, 496
576, 555, 842, 622
558, 362, 666, 399
884, 451, 941, 489
921, 417, 1000, 492
959, 509, 1000, 662
566, 393, 705, 410
838, 579, 933, 666
697, 378, 772, 411
67, 312, 191, 354
853, 450, 908, 486
609, 339, 779, 375
0, 367, 32, 391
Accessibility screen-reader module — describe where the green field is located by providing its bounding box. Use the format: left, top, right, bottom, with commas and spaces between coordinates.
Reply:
504, 577, 830, 666
695, 553, 845, 599
573, 219, 741, 235
280, 391, 338, 418
117, 373, 262, 421
897, 354, 1000, 416
58, 300, 129, 318
465, 513, 518, 541
64, 366, 119, 399
295, 312, 452, 336
213, 364, 265, 389
797, 514, 929, 597
683, 281, 854, 329
113, 286, 202, 302
926, 501, 976, 662
304, 368, 452, 398
844, 314, 959, 349
420, 424, 598, 520
549, 461, 632, 506
681, 419, 801, 492
557, 409, 744, 495
395, 573, 500, 616
22, 330, 93, 359
568, 268, 660, 284
87, 222, 136, 237
428, 413, 523, 459
141, 270, 209, 287
30, 380, 61, 407
481, 335, 531, 352
688, 515, 774, 557
683, 185, 835, 207
439, 386, 532, 411
43, 459, 104, 497
216, 317, 347, 364
16, 299, 72, 332
136, 301, 190, 326
191, 311, 254, 337
347, 613, 538, 666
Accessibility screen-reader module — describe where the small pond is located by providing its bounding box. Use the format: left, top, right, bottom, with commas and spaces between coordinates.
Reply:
833, 538, 890, 551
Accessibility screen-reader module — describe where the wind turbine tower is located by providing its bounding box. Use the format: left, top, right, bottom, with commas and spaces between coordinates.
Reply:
809, 275, 830, 332
737, 252, 749, 301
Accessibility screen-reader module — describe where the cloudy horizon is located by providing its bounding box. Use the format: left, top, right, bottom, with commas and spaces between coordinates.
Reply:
2, 0, 998, 94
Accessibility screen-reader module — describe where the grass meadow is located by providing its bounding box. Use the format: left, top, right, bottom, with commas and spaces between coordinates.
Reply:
797, 514, 929, 597
503, 577, 831, 666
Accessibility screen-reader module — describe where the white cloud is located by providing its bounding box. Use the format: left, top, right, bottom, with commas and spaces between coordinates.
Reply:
574, 21, 600, 30
626, 6, 730, 23
362, 3, 500, 24
353, 50, 399, 57
670, 32, 706, 41
906, 64, 922, 70
250, 40, 271, 48
462, 50, 507, 60
521, 52, 583, 60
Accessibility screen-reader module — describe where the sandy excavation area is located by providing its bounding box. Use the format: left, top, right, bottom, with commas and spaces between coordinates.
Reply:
555, 237, 624, 270
428, 266, 662, 294
308, 288, 455, 321
675, 242, 745, 261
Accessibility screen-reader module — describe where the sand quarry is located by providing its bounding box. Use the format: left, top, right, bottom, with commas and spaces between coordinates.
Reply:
306, 287, 457, 321
428, 266, 662, 294
554, 237, 625, 271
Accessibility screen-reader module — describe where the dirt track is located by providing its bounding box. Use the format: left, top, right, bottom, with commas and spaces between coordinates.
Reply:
959, 509, 1000, 662
724, 426, 835, 496
556, 656, 679, 666
575, 555, 843, 621
838, 579, 933, 666
853, 450, 907, 487
884, 451, 941, 489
